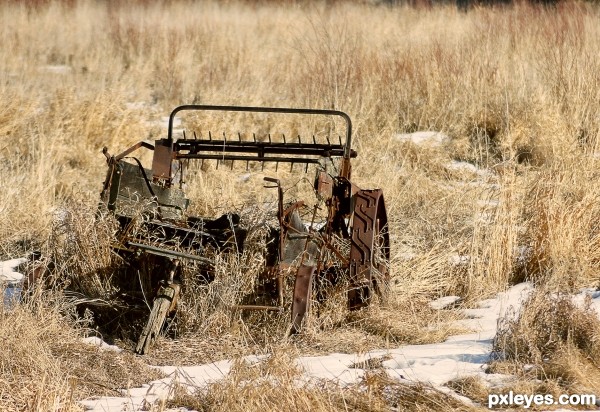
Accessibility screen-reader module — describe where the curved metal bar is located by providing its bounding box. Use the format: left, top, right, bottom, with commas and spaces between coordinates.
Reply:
167, 105, 353, 160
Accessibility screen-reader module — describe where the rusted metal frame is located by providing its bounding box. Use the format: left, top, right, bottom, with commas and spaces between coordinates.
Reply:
288, 192, 339, 332
321, 238, 349, 266
126, 241, 214, 265
167, 105, 354, 179
315, 171, 334, 200
167, 105, 352, 154
176, 154, 326, 164
176, 140, 352, 158
348, 189, 385, 309
103, 161, 122, 212
290, 264, 316, 334
232, 305, 284, 312
113, 141, 155, 161
152, 140, 174, 183
263, 177, 286, 307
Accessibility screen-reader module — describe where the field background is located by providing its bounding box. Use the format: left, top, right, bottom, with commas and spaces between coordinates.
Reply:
2, 0, 600, 410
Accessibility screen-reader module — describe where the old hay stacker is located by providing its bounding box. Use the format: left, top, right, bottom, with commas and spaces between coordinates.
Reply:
99, 105, 390, 354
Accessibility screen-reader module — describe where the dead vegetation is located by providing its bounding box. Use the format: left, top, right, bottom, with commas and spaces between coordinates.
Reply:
0, 293, 162, 411
490, 289, 600, 398
166, 350, 477, 412
1, 0, 600, 409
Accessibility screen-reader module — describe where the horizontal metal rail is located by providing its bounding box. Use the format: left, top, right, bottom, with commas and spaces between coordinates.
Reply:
167, 105, 353, 160
176, 154, 326, 164
175, 140, 358, 164
127, 241, 213, 264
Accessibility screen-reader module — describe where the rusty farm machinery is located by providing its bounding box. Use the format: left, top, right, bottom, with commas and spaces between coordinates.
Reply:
98, 105, 390, 354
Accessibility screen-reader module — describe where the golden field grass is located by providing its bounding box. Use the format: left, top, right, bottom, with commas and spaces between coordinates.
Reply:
2, 0, 600, 410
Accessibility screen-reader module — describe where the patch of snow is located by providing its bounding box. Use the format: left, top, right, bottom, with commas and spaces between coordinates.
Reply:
448, 254, 470, 266
446, 160, 493, 179
393, 131, 449, 147
1, 258, 26, 310
80, 283, 535, 410
429, 296, 461, 310
39, 65, 72, 74
0, 258, 26, 283
572, 288, 600, 315
82, 337, 123, 353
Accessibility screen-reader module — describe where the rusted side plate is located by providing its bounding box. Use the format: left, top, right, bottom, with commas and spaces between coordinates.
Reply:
315, 171, 334, 200
348, 189, 389, 309
151, 139, 174, 183
290, 264, 316, 334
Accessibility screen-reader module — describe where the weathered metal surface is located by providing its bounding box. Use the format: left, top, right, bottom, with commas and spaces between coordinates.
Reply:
96, 105, 390, 351
290, 264, 316, 334
348, 189, 390, 309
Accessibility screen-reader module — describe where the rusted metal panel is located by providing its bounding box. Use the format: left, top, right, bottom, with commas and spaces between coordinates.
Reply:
290, 264, 316, 334
151, 139, 174, 183
348, 189, 390, 309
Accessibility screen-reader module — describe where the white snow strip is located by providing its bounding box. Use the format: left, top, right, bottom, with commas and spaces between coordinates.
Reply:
393, 131, 449, 147
446, 160, 493, 178
572, 288, 600, 315
80, 283, 534, 411
0, 258, 26, 283
81, 337, 123, 353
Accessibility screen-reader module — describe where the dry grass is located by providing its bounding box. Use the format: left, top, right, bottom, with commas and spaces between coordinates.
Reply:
0, 292, 162, 411
491, 289, 600, 396
1, 0, 600, 408
166, 349, 477, 412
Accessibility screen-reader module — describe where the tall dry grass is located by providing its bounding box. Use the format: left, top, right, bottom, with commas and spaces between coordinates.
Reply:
2, 0, 600, 407
0, 291, 163, 411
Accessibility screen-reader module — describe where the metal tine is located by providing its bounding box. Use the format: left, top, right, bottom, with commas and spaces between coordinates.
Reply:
290, 162, 294, 172
183, 130, 187, 140
313, 135, 317, 144
305, 163, 309, 173
275, 161, 279, 172
267, 134, 271, 143
223, 131, 227, 142
238, 132, 242, 142
230, 160, 234, 170
297, 135, 301, 144
261, 162, 265, 171
326, 136, 331, 145
246, 160, 249, 171
282, 134, 285, 144
193, 131, 198, 140
253, 133, 257, 143
216, 159, 219, 170
209, 131, 212, 141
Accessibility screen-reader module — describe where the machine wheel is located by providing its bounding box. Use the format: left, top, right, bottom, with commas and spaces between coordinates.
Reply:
348, 189, 390, 309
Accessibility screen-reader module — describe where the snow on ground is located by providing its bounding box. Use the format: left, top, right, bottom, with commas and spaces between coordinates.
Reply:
1, 258, 26, 309
82, 337, 123, 353
0, 258, 26, 283
81, 283, 536, 411
3, 257, 600, 411
393, 131, 449, 146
